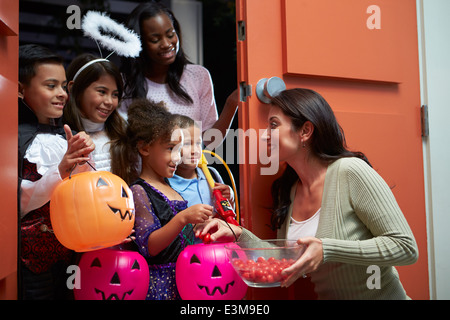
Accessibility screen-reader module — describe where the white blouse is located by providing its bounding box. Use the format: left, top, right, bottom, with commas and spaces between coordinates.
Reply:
20, 133, 91, 217
119, 64, 218, 131
81, 117, 111, 172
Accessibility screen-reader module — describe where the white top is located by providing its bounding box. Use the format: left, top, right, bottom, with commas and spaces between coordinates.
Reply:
287, 208, 321, 240
21, 133, 91, 217
119, 64, 218, 131
81, 117, 111, 172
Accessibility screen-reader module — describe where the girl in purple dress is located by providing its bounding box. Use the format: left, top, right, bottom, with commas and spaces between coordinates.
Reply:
111, 99, 212, 299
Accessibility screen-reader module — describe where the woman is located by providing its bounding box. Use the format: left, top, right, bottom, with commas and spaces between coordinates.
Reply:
119, 2, 238, 147
197, 88, 418, 299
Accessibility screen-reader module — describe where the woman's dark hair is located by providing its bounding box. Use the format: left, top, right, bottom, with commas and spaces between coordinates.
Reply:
64, 53, 127, 176
19, 44, 64, 85
120, 2, 193, 104
110, 98, 178, 184
270, 88, 371, 230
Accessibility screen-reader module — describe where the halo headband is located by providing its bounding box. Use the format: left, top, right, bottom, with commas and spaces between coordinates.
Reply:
73, 58, 109, 81
81, 11, 141, 58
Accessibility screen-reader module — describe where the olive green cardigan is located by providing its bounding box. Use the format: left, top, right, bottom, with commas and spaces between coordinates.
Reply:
240, 157, 418, 299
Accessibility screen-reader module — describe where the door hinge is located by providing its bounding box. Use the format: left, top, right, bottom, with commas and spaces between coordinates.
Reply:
238, 20, 246, 41
239, 81, 252, 102
421, 105, 429, 137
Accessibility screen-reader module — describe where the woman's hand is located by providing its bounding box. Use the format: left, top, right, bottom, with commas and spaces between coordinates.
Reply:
281, 237, 323, 287
194, 218, 242, 242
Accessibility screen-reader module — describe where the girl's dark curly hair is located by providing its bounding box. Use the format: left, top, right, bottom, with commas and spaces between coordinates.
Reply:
110, 99, 177, 184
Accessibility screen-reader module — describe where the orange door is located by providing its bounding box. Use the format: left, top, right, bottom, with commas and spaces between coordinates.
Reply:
0, 0, 19, 299
236, 0, 428, 300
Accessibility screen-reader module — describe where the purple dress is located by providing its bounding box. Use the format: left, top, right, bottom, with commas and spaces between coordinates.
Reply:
131, 178, 195, 300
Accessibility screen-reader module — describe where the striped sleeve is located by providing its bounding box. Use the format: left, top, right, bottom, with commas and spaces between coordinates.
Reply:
321, 158, 418, 266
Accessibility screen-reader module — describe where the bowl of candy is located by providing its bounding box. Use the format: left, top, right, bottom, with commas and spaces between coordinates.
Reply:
224, 240, 305, 288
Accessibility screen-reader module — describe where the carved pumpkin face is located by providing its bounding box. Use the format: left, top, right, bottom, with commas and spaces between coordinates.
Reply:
50, 171, 135, 252
176, 243, 247, 300
74, 248, 149, 300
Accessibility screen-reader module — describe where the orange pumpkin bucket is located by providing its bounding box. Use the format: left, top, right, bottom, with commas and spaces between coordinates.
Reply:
50, 171, 135, 252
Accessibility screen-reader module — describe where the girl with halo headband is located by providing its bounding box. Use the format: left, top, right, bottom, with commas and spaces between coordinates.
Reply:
63, 10, 141, 173
119, 2, 239, 148
64, 53, 126, 173
110, 99, 213, 299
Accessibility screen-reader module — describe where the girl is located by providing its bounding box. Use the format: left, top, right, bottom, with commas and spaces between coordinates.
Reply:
18, 44, 95, 299
111, 99, 213, 300
169, 114, 234, 209
198, 88, 418, 300
119, 2, 238, 147
64, 53, 127, 173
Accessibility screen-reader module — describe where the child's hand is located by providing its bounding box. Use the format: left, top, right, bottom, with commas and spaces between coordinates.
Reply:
213, 183, 231, 199
180, 204, 213, 225
213, 183, 234, 208
58, 125, 95, 179
194, 218, 242, 243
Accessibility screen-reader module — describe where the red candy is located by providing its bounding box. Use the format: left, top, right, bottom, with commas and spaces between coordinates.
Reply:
231, 257, 295, 284
198, 233, 212, 243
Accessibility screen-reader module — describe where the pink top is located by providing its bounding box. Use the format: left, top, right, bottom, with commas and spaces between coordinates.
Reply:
119, 64, 218, 131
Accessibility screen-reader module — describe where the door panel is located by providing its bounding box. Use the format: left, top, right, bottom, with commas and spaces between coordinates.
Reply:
237, 0, 428, 300
283, 0, 403, 82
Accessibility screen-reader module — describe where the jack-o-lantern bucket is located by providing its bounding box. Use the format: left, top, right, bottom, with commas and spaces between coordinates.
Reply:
176, 243, 247, 300
74, 248, 149, 300
50, 171, 135, 252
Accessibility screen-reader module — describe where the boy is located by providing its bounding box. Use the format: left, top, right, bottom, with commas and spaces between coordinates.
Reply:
18, 44, 94, 299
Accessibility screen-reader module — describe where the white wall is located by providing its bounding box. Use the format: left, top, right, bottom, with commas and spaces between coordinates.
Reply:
418, 0, 450, 300
171, 0, 203, 65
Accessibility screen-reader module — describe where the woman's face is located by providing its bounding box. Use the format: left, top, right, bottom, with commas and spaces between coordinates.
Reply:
141, 13, 179, 67
262, 105, 302, 163
79, 74, 119, 123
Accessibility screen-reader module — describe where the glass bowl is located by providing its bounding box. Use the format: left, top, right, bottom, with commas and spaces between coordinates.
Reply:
224, 240, 305, 288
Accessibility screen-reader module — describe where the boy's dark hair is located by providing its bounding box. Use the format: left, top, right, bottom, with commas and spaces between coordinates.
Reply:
19, 44, 64, 85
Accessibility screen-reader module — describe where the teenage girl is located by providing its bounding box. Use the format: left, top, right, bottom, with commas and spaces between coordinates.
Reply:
119, 2, 238, 147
